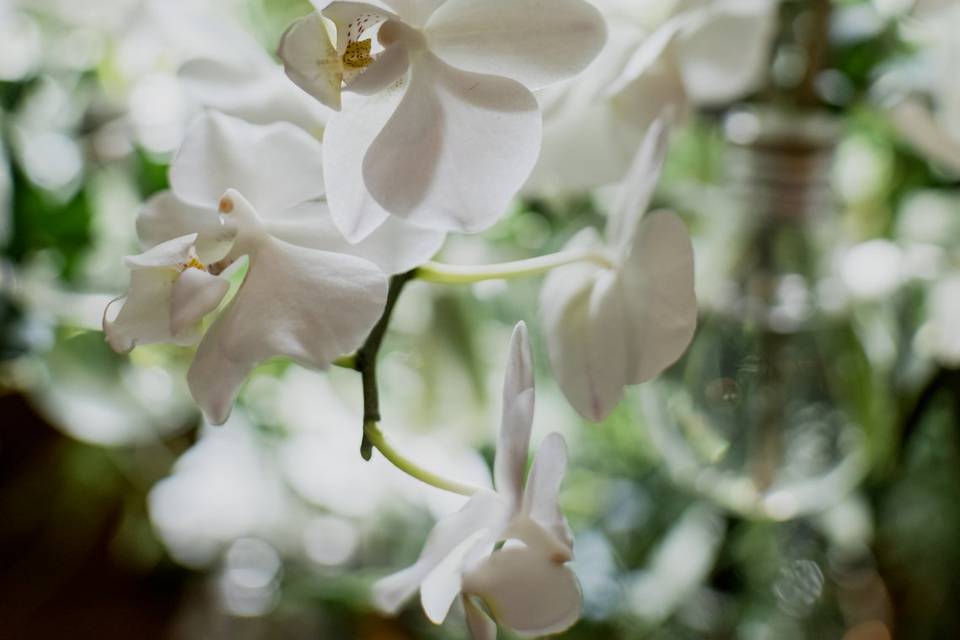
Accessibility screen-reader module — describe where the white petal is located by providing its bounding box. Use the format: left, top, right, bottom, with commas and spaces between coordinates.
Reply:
608, 117, 671, 250
266, 201, 445, 274
889, 99, 960, 175
362, 52, 540, 234
124, 233, 198, 269
278, 13, 344, 111
524, 15, 655, 193
424, 0, 606, 91
105, 235, 202, 353
323, 84, 407, 242
187, 236, 387, 425
620, 211, 697, 383
501, 513, 571, 564
676, 0, 777, 106
137, 191, 234, 262
585, 268, 630, 419
463, 547, 582, 637
170, 268, 230, 336
180, 57, 330, 134
347, 42, 411, 95
323, 2, 398, 51
522, 432, 573, 549
463, 596, 497, 640
541, 230, 625, 421
171, 112, 326, 214
104, 270, 187, 353
373, 489, 508, 614
605, 22, 689, 132
376, 0, 444, 26
526, 100, 643, 194
493, 322, 535, 506
420, 530, 487, 624
607, 13, 684, 93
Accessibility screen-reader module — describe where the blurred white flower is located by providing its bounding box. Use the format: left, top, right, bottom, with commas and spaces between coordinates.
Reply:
838, 239, 905, 301
149, 413, 296, 568
541, 120, 697, 421
918, 274, 960, 366
626, 503, 725, 624
108, 111, 396, 425
279, 0, 606, 240
528, 0, 777, 193
375, 322, 581, 639
883, 3, 960, 174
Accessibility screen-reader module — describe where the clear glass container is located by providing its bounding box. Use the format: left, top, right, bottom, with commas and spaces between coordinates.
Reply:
642, 108, 870, 520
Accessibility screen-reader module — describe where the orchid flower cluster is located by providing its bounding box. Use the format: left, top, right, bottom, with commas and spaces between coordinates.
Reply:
96, 0, 774, 636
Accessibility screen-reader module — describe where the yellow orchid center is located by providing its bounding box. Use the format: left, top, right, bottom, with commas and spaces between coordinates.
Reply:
183, 256, 206, 272
343, 39, 375, 69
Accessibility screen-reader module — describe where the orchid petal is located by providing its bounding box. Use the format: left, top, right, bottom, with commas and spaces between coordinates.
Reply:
463, 596, 497, 640
171, 112, 326, 214
463, 547, 582, 637
137, 191, 234, 262
323, 2, 398, 51
889, 99, 960, 175
541, 229, 624, 421
105, 235, 208, 353
620, 211, 697, 383
323, 84, 407, 242
375, 0, 444, 26
494, 321, 535, 506
373, 489, 507, 614
424, 0, 606, 91
123, 233, 199, 269
608, 117, 671, 250
347, 42, 411, 95
180, 56, 329, 133
187, 236, 387, 425
522, 432, 573, 549
278, 13, 344, 111
502, 513, 572, 564
363, 52, 540, 234
170, 268, 230, 337
420, 530, 487, 623
105, 271, 187, 354
266, 201, 445, 274
527, 100, 642, 194
676, 0, 777, 105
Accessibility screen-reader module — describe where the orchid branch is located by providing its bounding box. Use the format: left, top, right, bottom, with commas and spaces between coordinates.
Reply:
348, 270, 481, 496
355, 270, 416, 459
363, 422, 481, 496
415, 247, 614, 285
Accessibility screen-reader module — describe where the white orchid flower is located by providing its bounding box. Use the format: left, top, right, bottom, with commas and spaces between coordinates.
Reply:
139, 110, 446, 276
278, 0, 607, 241
103, 233, 231, 354
529, 0, 777, 193
541, 119, 697, 421
111, 111, 409, 425
374, 322, 581, 639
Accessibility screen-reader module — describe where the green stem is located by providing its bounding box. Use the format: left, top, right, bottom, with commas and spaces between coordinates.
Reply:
364, 422, 481, 497
332, 354, 358, 370
415, 248, 614, 285
356, 271, 415, 459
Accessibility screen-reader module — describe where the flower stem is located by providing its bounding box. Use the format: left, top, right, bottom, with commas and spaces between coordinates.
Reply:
356, 271, 416, 459
333, 354, 358, 370
415, 248, 613, 285
364, 422, 481, 497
